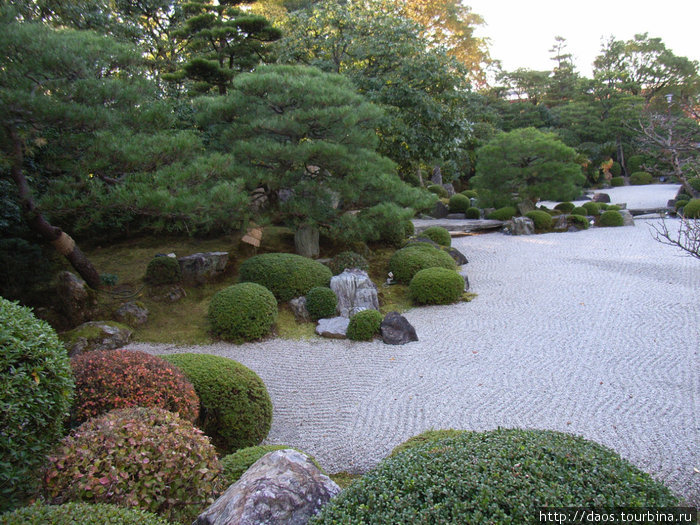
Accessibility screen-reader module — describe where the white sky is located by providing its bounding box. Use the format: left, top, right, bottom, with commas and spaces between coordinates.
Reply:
465, 0, 700, 77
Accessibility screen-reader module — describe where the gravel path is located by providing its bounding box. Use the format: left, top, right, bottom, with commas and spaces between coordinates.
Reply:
129, 185, 699, 505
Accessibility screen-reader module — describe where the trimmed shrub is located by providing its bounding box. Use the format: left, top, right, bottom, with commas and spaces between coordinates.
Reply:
682, 198, 700, 218
571, 205, 588, 216
239, 253, 332, 302
568, 214, 590, 230
610, 161, 622, 176
409, 267, 464, 305
675, 199, 689, 211
448, 193, 470, 213
357, 203, 413, 247
145, 256, 181, 285
553, 202, 575, 213
610, 176, 625, 187
427, 184, 448, 198
597, 210, 625, 227
630, 171, 653, 185
0, 298, 74, 512
389, 429, 465, 457
607, 204, 621, 211
221, 445, 324, 486
404, 220, 415, 238
70, 349, 199, 425
689, 178, 700, 192
388, 243, 457, 284
525, 210, 554, 231
43, 407, 220, 523
486, 206, 516, 221
460, 189, 478, 199
0, 503, 171, 525
627, 154, 645, 173
582, 202, 600, 216
208, 283, 277, 342
312, 429, 678, 524
328, 251, 369, 275
597, 203, 610, 210
465, 207, 480, 219
421, 226, 451, 247
305, 286, 338, 321
346, 310, 383, 341
161, 353, 272, 453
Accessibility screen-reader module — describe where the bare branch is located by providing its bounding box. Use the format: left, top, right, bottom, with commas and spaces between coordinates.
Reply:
649, 217, 700, 260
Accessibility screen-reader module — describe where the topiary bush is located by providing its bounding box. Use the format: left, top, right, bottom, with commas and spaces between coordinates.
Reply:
675, 199, 689, 211
629, 171, 653, 185
610, 176, 625, 187
0, 503, 172, 525
568, 214, 590, 230
238, 253, 332, 302
460, 189, 478, 199
582, 201, 600, 216
388, 243, 457, 284
607, 204, 620, 211
597, 203, 610, 210
161, 353, 272, 453
420, 226, 451, 247
486, 206, 517, 221
145, 256, 181, 285
311, 428, 678, 524
465, 207, 480, 219
597, 210, 625, 227
208, 283, 277, 342
346, 309, 383, 341
427, 184, 448, 198
220, 445, 324, 486
682, 198, 700, 218
525, 210, 553, 231
553, 202, 575, 213
448, 193, 470, 213
305, 286, 338, 321
328, 251, 369, 275
70, 349, 199, 425
409, 267, 464, 305
0, 297, 74, 512
571, 205, 588, 216
43, 407, 221, 523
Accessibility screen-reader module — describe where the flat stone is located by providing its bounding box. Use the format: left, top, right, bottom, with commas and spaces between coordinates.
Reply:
381, 312, 418, 345
446, 213, 466, 220
178, 252, 228, 283
316, 317, 350, 339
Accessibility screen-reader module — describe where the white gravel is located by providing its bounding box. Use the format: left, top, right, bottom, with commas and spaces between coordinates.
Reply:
129, 185, 699, 504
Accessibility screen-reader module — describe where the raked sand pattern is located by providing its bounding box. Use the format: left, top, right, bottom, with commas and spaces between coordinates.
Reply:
129, 185, 699, 505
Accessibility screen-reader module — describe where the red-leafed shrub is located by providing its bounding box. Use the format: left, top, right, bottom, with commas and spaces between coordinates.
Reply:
70, 350, 199, 425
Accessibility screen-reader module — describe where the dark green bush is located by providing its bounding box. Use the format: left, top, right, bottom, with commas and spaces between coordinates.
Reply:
0, 503, 171, 525
689, 178, 700, 192
427, 184, 448, 198
582, 202, 600, 216
388, 243, 457, 284
682, 198, 700, 218
486, 206, 516, 221
220, 445, 323, 486
328, 251, 369, 275
610, 176, 625, 187
553, 202, 575, 213
627, 154, 645, 173
421, 226, 451, 247
0, 298, 74, 512
312, 429, 678, 524
0, 239, 55, 302
460, 189, 478, 199
465, 207, 480, 219
409, 267, 464, 305
145, 256, 182, 285
357, 203, 413, 247
404, 220, 415, 238
629, 171, 653, 185
239, 253, 332, 302
346, 310, 383, 341
571, 205, 588, 216
389, 429, 465, 457
597, 210, 625, 227
448, 193, 470, 213
525, 210, 554, 231
610, 161, 622, 176
597, 203, 610, 210
162, 353, 272, 453
675, 199, 689, 211
305, 286, 337, 321
568, 214, 590, 230
208, 283, 277, 342
607, 204, 621, 211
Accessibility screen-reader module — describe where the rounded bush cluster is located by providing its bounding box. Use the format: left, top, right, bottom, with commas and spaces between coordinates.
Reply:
346, 309, 383, 341
689, 178, 700, 192
0, 503, 171, 525
629, 171, 653, 185
448, 193, 470, 213
312, 429, 678, 524
486, 206, 516, 221
610, 161, 622, 176
627, 154, 645, 173
409, 267, 464, 305
568, 214, 590, 230
389, 429, 465, 457
43, 407, 221, 523
460, 189, 478, 199
427, 184, 448, 198
597, 210, 625, 227
571, 205, 588, 216
682, 198, 700, 218
328, 251, 369, 275
582, 202, 600, 216
0, 297, 74, 512
553, 202, 575, 213
238, 253, 332, 302
675, 199, 689, 211
70, 349, 199, 425
220, 445, 323, 485
610, 176, 625, 187
607, 204, 621, 211
420, 226, 451, 247
162, 353, 272, 453
388, 243, 457, 284
208, 283, 277, 342
145, 256, 181, 285
465, 207, 480, 219
305, 286, 338, 321
525, 210, 553, 231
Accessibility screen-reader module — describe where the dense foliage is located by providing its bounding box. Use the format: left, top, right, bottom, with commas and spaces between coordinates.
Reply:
682, 199, 700, 218
208, 283, 278, 342
0, 503, 171, 525
388, 243, 457, 284
486, 206, 517, 221
328, 251, 369, 275
629, 172, 653, 185
145, 256, 182, 285
525, 210, 554, 231
597, 210, 625, 227
305, 287, 338, 321
346, 310, 384, 341
420, 226, 452, 247
409, 267, 465, 305
568, 214, 590, 229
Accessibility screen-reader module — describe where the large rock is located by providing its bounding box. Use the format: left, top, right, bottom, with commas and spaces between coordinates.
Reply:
619, 209, 635, 226
517, 199, 535, 216
178, 252, 228, 284
430, 200, 449, 219
316, 317, 350, 339
55, 271, 97, 327
442, 183, 456, 197
289, 296, 310, 323
592, 192, 611, 203
113, 301, 149, 326
503, 217, 535, 236
60, 321, 132, 357
553, 214, 568, 231
330, 269, 379, 318
380, 311, 418, 345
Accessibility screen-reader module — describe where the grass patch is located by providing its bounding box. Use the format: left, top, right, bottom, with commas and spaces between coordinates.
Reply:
274, 306, 318, 340
329, 471, 362, 489
368, 247, 412, 314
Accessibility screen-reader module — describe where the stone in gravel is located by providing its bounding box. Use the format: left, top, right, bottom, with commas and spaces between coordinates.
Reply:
195, 449, 340, 525
553, 215, 568, 231
289, 296, 310, 322
331, 269, 379, 318
381, 312, 418, 345
458, 268, 470, 292
503, 217, 534, 235
60, 321, 132, 357
431, 201, 449, 219
114, 301, 149, 326
316, 317, 350, 339
592, 193, 611, 203
447, 246, 468, 266
619, 209, 635, 226
178, 252, 228, 283
446, 213, 466, 220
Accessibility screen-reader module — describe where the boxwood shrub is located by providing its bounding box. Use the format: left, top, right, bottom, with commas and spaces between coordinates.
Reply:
553, 202, 575, 213
0, 503, 171, 525
311, 428, 678, 524
465, 207, 480, 219
448, 193, 470, 213
208, 283, 277, 342
346, 309, 383, 341
610, 176, 625, 187
629, 171, 653, 185
682, 198, 700, 218
145, 256, 181, 285
582, 202, 600, 216
162, 353, 272, 453
460, 189, 478, 199
607, 204, 621, 211
597, 210, 625, 227
389, 429, 465, 457
486, 206, 517, 221
610, 161, 622, 176
409, 267, 464, 305
220, 445, 324, 486
328, 251, 369, 275
305, 286, 337, 321
0, 298, 74, 512
427, 184, 448, 198
568, 214, 590, 230
571, 205, 588, 216
675, 199, 689, 211
238, 253, 332, 302
420, 226, 451, 247
388, 243, 457, 284
525, 210, 553, 231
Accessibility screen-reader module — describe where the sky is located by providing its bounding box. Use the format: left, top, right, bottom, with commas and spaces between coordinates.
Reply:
464, 0, 700, 77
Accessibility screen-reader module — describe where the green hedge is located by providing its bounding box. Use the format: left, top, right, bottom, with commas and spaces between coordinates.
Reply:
409, 267, 464, 305
682, 198, 700, 218
388, 243, 457, 284
525, 210, 553, 231
553, 202, 575, 213
629, 171, 653, 185
0, 503, 171, 525
208, 283, 277, 342
610, 176, 625, 187
571, 206, 588, 216
305, 286, 337, 321
420, 226, 451, 247
460, 190, 478, 199
465, 207, 480, 219
427, 184, 448, 198
448, 194, 470, 213
597, 210, 624, 227
689, 178, 700, 192
582, 202, 600, 216
328, 251, 369, 275
145, 256, 181, 285
346, 310, 383, 341
486, 206, 516, 221
568, 214, 590, 230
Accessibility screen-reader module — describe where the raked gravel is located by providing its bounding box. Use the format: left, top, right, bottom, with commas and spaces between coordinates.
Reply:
129, 185, 699, 505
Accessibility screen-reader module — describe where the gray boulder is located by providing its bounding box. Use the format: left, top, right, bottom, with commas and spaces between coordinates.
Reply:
503, 217, 534, 236
60, 321, 132, 357
113, 301, 149, 327
381, 312, 418, 345
178, 252, 228, 283
431, 200, 449, 219
289, 296, 310, 323
517, 199, 535, 216
330, 269, 379, 318
442, 183, 456, 197
195, 449, 340, 525
553, 214, 568, 231
55, 271, 97, 327
619, 209, 635, 226
316, 317, 350, 339
592, 192, 611, 203
458, 268, 470, 292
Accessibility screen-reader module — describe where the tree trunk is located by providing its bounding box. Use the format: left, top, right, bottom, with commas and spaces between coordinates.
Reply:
7, 126, 101, 289
294, 225, 319, 258
616, 136, 626, 176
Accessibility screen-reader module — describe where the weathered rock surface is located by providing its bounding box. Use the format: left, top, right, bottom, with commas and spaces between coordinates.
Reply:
178, 252, 228, 283
316, 317, 350, 339
503, 217, 534, 236
592, 192, 611, 203
446, 246, 468, 266
150, 285, 187, 303
458, 268, 470, 292
113, 301, 149, 326
619, 209, 635, 226
553, 215, 568, 231
289, 296, 310, 323
381, 312, 418, 345
195, 449, 340, 525
330, 269, 379, 318
517, 199, 535, 216
55, 271, 97, 327
60, 321, 132, 357
446, 213, 466, 220
442, 183, 456, 196
413, 219, 503, 234
430, 201, 449, 219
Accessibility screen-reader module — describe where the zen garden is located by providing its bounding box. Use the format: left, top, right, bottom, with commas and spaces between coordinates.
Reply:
1, 1, 699, 524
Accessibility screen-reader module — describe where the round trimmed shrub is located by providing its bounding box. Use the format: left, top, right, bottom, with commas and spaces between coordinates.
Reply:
388, 243, 457, 284
607, 204, 621, 211
409, 267, 464, 305
404, 220, 415, 238
220, 445, 324, 486
312, 429, 678, 524
525, 210, 553, 231
427, 184, 448, 198
675, 199, 689, 211
571, 205, 588, 216
597, 210, 625, 227
0, 298, 74, 512
460, 189, 478, 199
486, 206, 516, 221
389, 429, 465, 457
627, 154, 645, 173
0, 503, 171, 525
238, 253, 332, 302
145, 256, 181, 285
421, 226, 451, 247
346, 309, 383, 341
70, 349, 199, 425
305, 286, 337, 321
161, 353, 272, 453
568, 214, 590, 230
610, 176, 625, 187
208, 283, 277, 342
465, 207, 480, 219
553, 202, 575, 213
689, 178, 700, 192
448, 193, 470, 213
43, 407, 220, 523
582, 201, 600, 216
328, 251, 369, 275
682, 198, 700, 218
630, 171, 653, 185
597, 203, 610, 210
